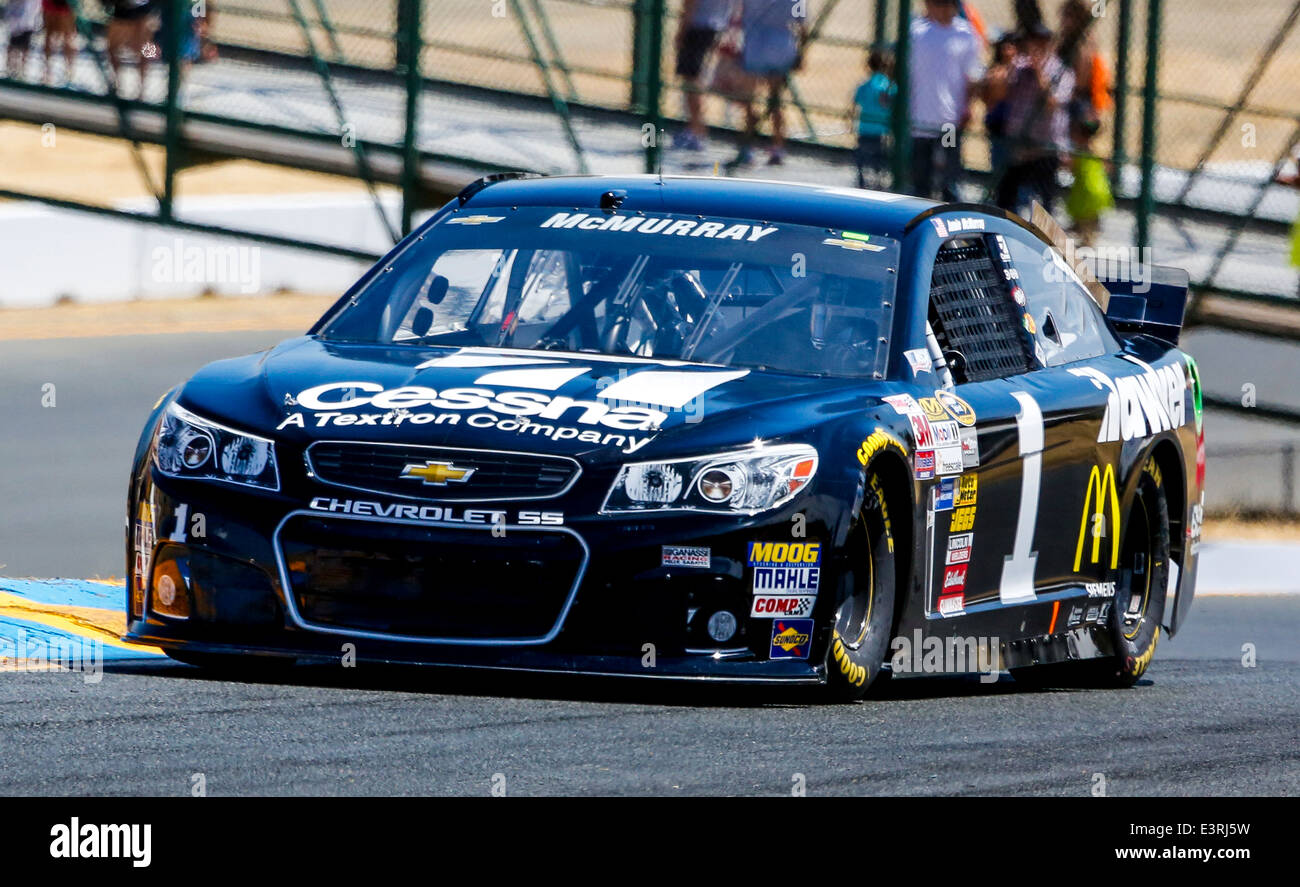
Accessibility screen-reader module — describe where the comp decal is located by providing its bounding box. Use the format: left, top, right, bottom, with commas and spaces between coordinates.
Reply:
769, 619, 813, 659
1069, 358, 1188, 443
751, 595, 816, 618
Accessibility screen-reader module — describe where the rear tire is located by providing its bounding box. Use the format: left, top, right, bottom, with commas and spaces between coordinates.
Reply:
824, 472, 896, 702
1011, 455, 1169, 689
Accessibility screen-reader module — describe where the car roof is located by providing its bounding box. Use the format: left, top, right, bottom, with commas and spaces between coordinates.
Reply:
458, 174, 942, 239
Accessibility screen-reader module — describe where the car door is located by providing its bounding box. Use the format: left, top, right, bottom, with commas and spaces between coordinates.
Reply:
917, 228, 1112, 618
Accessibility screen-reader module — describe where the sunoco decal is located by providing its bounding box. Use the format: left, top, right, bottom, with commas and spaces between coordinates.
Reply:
769, 619, 813, 659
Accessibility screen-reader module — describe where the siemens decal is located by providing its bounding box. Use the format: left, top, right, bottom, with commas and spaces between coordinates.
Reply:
1069, 359, 1187, 443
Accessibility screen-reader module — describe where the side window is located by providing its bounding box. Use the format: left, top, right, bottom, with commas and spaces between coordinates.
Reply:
1000, 231, 1116, 366
926, 236, 1036, 384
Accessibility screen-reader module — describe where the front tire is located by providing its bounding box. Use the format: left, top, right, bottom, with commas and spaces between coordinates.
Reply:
824, 473, 896, 701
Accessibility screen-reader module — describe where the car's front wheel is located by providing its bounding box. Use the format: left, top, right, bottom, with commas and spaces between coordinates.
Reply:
823, 473, 896, 702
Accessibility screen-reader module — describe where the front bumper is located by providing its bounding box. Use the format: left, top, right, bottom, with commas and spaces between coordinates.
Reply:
125, 468, 842, 684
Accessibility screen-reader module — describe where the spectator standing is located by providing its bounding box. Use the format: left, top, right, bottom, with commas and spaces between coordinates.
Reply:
5, 0, 42, 78
40, 0, 76, 86
981, 32, 1018, 179
733, 0, 807, 167
106, 0, 157, 99
1058, 0, 1113, 245
673, 0, 734, 151
994, 23, 1073, 216
908, 0, 984, 201
851, 46, 895, 189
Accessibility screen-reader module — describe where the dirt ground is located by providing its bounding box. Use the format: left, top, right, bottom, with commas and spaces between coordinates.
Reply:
0, 121, 395, 205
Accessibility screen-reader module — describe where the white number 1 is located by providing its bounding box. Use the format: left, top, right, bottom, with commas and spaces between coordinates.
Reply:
999, 391, 1043, 603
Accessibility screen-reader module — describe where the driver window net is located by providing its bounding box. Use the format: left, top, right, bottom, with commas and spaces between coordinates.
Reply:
927, 237, 1035, 383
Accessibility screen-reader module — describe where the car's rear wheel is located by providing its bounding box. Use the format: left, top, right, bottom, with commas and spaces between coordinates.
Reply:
823, 473, 896, 702
1012, 455, 1170, 689
165, 649, 297, 674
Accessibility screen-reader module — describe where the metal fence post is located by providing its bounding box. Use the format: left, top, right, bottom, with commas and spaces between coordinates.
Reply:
889, 0, 911, 193
1136, 0, 1161, 253
874, 0, 889, 46
1111, 0, 1132, 191
161, 0, 186, 223
400, 0, 422, 236
642, 0, 664, 174
1284, 444, 1296, 514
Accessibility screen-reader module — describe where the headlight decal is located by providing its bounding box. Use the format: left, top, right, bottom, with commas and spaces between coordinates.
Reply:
601, 444, 818, 515
154, 403, 280, 491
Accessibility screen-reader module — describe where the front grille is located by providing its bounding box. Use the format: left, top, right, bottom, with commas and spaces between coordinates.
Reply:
306, 442, 579, 501
278, 515, 585, 643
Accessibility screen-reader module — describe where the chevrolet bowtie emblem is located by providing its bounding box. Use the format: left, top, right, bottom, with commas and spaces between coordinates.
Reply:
400, 461, 476, 486
446, 214, 505, 225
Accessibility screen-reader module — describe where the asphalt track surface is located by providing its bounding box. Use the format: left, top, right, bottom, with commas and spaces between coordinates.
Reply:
0, 595, 1295, 796
1, 330, 1298, 796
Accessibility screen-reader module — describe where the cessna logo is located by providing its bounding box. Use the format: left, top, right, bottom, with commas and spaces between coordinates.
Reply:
1075, 464, 1121, 571
400, 461, 475, 486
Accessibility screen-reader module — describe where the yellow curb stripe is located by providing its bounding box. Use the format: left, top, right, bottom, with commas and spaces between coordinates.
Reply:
0, 590, 162, 654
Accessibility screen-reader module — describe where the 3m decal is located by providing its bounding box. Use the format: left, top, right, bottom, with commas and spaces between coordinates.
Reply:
910, 414, 935, 448
999, 392, 1043, 604
662, 546, 710, 568
770, 619, 814, 659
1069, 359, 1188, 443
935, 390, 976, 427
751, 595, 817, 618
1074, 464, 1121, 571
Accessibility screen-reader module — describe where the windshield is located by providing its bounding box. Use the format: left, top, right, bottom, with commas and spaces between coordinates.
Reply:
318, 206, 899, 379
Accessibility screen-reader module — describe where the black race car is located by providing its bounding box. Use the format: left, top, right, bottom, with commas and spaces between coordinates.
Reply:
125, 174, 1205, 699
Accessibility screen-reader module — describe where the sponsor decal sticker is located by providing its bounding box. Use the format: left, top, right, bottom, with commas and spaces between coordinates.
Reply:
935, 390, 976, 427
930, 419, 961, 447
752, 566, 821, 593
915, 450, 936, 479
540, 212, 779, 243
823, 231, 887, 252
942, 564, 968, 593
881, 394, 919, 416
751, 595, 816, 618
946, 532, 973, 565
955, 474, 977, 507
1011, 285, 1026, 307
918, 397, 949, 424
662, 545, 710, 569
930, 218, 948, 237
935, 446, 964, 476
904, 348, 933, 376
959, 425, 980, 467
1023, 312, 1037, 334
769, 619, 814, 659
856, 429, 907, 466
748, 541, 821, 567
949, 504, 975, 533
935, 479, 956, 512
446, 214, 505, 225
1074, 464, 1121, 571
1069, 358, 1187, 443
938, 594, 965, 617
1085, 581, 1116, 598
909, 414, 935, 448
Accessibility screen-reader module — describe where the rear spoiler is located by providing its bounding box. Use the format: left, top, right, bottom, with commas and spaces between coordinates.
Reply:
1101, 264, 1190, 345
1028, 203, 1188, 344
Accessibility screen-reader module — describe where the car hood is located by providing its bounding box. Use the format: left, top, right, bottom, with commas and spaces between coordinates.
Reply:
177, 337, 876, 463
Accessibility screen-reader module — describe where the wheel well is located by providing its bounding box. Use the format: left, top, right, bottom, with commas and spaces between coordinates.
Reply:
862, 453, 913, 642
1147, 438, 1186, 563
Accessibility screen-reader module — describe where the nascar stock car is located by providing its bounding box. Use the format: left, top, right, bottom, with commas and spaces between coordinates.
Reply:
125, 173, 1205, 699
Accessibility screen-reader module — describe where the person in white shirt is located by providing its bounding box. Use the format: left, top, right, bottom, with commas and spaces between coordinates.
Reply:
673, 0, 735, 150
908, 0, 984, 200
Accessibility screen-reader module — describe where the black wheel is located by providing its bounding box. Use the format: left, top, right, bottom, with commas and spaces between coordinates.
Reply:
1012, 455, 1169, 689
824, 472, 896, 702
165, 649, 297, 674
